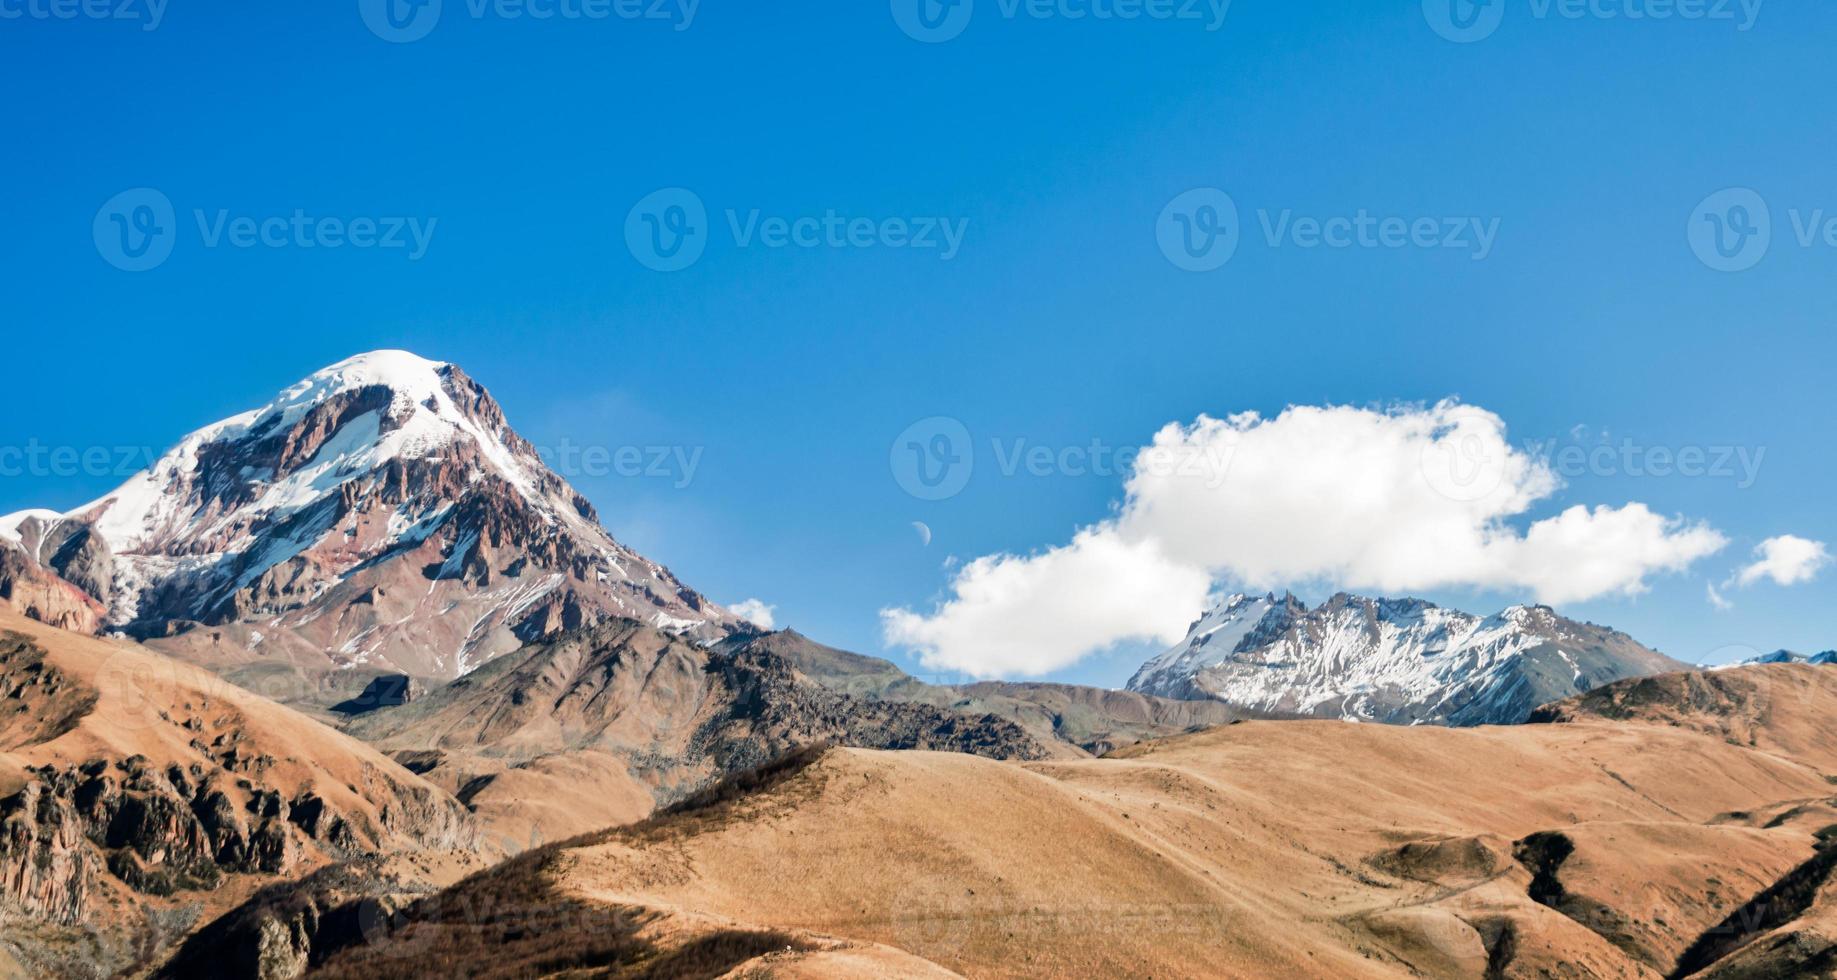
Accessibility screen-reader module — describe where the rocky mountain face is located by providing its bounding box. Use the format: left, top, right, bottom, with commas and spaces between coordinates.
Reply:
345, 619, 1054, 845
1128, 592, 1687, 726
0, 529, 106, 636
0, 613, 483, 978
0, 352, 734, 696
721, 628, 1268, 755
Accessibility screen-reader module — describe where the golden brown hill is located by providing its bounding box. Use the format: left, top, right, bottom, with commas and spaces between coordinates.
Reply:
0, 612, 485, 977
344, 620, 1055, 847
316, 665, 1837, 979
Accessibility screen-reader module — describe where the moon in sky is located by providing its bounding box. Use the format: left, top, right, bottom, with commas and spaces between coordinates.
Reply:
911, 521, 932, 547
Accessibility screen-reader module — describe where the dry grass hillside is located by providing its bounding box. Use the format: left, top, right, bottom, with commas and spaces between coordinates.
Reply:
317, 664, 1837, 979
344, 620, 1239, 848
0, 612, 486, 977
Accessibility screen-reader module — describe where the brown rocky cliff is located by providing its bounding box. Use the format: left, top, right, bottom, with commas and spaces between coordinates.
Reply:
0, 546, 104, 636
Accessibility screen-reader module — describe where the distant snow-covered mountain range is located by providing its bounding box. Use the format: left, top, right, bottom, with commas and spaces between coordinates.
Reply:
1724, 649, 1837, 667
1127, 592, 1690, 726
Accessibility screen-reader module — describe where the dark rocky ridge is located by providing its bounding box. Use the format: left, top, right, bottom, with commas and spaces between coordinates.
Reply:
347, 618, 1054, 818
720, 627, 1264, 755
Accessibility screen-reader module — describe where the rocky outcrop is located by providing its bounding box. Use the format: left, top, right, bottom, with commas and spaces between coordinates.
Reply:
154, 858, 442, 980
0, 778, 97, 924
33, 522, 115, 611
692, 646, 1053, 772
331, 675, 423, 715
0, 756, 328, 919
721, 628, 1263, 755
0, 757, 475, 965
0, 544, 104, 635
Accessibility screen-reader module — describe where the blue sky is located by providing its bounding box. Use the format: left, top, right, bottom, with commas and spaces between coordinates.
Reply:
3, 0, 1834, 687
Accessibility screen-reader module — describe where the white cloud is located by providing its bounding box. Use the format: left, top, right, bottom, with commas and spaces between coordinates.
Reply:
883, 401, 1727, 679
1707, 582, 1733, 611
882, 529, 1211, 678
1735, 535, 1830, 588
730, 599, 778, 630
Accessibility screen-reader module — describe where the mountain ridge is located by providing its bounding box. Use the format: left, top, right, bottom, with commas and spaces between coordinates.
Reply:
1128, 590, 1689, 726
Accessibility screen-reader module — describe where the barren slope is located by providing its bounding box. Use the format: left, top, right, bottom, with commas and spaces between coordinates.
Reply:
318, 664, 1837, 979
0, 612, 485, 977
344, 620, 1054, 846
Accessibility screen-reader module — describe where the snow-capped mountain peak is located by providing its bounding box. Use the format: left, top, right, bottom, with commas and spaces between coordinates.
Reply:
1721, 649, 1837, 668
72, 350, 554, 557
1129, 593, 1292, 693
1128, 592, 1685, 726
1, 352, 735, 684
